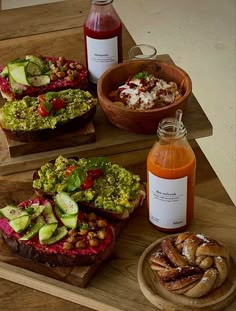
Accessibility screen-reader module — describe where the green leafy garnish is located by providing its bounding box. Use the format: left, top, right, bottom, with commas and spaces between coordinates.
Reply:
44, 91, 58, 101
85, 157, 108, 171
80, 223, 88, 230
133, 71, 150, 80
67, 167, 86, 192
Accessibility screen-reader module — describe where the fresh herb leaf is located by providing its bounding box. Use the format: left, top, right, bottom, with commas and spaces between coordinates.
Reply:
67, 167, 86, 192
26, 207, 35, 215
80, 223, 88, 230
44, 91, 58, 101
133, 71, 149, 80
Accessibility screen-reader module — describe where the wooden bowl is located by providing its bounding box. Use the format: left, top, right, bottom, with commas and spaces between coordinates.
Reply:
97, 60, 192, 134
137, 235, 236, 311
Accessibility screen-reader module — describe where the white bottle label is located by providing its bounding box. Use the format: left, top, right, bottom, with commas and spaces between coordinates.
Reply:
148, 171, 187, 229
86, 36, 118, 84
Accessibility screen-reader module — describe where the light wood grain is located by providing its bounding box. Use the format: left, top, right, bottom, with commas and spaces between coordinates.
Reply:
6, 121, 96, 157
0, 197, 236, 311
0, 0, 90, 40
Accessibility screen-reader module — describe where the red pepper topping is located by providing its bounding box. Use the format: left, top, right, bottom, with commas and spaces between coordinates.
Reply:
65, 165, 77, 176
81, 175, 93, 190
52, 98, 66, 110
87, 168, 103, 179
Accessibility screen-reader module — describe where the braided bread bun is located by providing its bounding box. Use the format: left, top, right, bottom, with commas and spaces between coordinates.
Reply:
150, 232, 230, 298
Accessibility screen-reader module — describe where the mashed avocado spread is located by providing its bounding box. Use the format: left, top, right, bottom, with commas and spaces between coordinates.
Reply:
1, 89, 97, 130
33, 156, 141, 213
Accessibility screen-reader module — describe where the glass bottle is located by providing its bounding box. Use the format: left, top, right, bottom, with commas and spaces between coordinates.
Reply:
84, 0, 123, 84
147, 112, 196, 233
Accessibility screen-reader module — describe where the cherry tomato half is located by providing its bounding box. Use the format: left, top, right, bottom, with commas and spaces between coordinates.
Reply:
52, 98, 66, 110
80, 175, 93, 190
38, 102, 49, 117
65, 165, 77, 176
87, 169, 103, 179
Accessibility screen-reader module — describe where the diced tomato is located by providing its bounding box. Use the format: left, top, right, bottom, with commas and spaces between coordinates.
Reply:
39, 94, 45, 103
38, 102, 49, 117
87, 169, 103, 179
52, 98, 66, 110
65, 165, 77, 176
81, 176, 93, 190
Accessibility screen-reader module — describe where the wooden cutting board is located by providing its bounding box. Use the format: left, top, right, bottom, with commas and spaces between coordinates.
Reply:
0, 196, 235, 311
4, 121, 96, 157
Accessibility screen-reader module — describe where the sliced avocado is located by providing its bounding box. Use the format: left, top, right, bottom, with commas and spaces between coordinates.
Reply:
55, 205, 78, 229
25, 204, 45, 219
55, 192, 78, 215
40, 226, 68, 245
9, 215, 31, 233
19, 216, 45, 240
39, 222, 58, 243
42, 202, 58, 224
0, 205, 28, 220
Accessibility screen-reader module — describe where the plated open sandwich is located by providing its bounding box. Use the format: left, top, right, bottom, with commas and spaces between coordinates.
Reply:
0, 55, 88, 101
33, 155, 146, 220
0, 193, 115, 266
0, 89, 97, 142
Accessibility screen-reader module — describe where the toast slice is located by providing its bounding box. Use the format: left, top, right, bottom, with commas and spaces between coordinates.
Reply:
0, 56, 88, 101
0, 89, 97, 142
0, 197, 115, 267
33, 156, 146, 220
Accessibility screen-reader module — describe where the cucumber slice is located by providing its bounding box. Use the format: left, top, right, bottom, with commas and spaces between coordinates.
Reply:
42, 202, 58, 224
28, 75, 50, 87
25, 55, 45, 69
20, 216, 45, 241
41, 226, 68, 245
25, 204, 45, 219
0, 205, 28, 220
55, 205, 78, 229
26, 62, 42, 76
9, 215, 31, 233
10, 65, 30, 86
1, 66, 8, 77
39, 223, 58, 243
55, 192, 79, 215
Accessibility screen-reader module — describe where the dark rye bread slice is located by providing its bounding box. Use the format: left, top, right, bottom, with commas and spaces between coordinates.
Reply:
34, 182, 146, 221
0, 198, 115, 267
0, 104, 96, 142
0, 56, 88, 101
32, 161, 146, 221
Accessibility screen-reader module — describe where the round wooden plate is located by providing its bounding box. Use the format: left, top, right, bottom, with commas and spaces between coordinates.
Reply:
137, 235, 236, 311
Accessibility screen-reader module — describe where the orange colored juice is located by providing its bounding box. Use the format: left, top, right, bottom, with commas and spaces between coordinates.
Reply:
147, 130, 196, 232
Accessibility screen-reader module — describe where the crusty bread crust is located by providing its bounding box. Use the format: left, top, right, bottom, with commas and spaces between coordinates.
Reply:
0, 227, 115, 267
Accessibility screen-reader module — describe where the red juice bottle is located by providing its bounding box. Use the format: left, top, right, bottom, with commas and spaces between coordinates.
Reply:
84, 0, 123, 84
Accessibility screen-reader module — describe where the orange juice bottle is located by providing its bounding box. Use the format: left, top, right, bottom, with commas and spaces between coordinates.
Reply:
147, 111, 196, 232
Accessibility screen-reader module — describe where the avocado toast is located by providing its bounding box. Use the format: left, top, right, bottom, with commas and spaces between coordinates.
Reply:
33, 156, 146, 220
0, 194, 115, 267
0, 89, 97, 141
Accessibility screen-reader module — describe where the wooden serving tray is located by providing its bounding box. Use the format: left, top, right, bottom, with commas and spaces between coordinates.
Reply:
0, 55, 212, 176
4, 122, 96, 157
138, 235, 236, 311
0, 196, 235, 311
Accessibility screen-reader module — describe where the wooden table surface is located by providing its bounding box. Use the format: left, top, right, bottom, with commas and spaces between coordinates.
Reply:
0, 1, 235, 310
